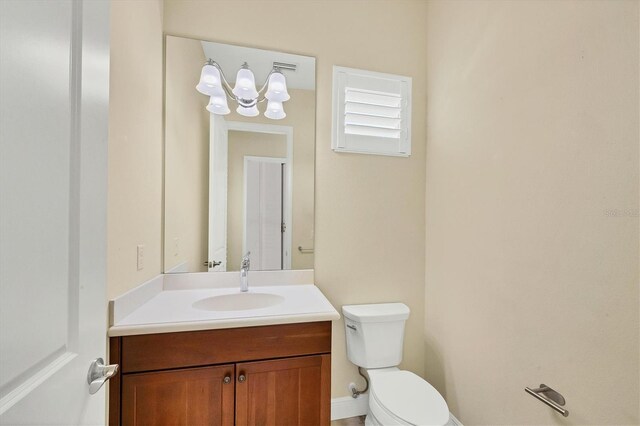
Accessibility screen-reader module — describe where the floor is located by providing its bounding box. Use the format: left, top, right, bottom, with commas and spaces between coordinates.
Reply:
331, 416, 366, 426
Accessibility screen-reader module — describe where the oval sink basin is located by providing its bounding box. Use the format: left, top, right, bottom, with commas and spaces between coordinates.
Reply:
193, 292, 285, 311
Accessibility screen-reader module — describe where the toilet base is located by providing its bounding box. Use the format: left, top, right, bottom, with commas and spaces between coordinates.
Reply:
364, 412, 377, 426
366, 411, 457, 426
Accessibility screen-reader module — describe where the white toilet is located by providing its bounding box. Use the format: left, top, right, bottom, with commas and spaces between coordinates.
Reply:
343, 303, 450, 426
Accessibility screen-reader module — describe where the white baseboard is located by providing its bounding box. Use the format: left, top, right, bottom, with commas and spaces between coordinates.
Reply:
331, 394, 463, 426
331, 395, 369, 421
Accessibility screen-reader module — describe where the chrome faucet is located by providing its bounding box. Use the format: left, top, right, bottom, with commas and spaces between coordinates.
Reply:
240, 252, 250, 292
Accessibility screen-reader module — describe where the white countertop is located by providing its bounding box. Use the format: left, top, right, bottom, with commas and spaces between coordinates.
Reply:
108, 270, 340, 337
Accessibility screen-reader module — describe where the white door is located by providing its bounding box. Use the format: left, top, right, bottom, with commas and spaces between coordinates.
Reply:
243, 157, 285, 270
208, 115, 228, 271
0, 0, 109, 424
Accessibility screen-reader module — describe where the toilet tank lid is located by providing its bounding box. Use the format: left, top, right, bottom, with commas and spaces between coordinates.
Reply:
342, 303, 410, 323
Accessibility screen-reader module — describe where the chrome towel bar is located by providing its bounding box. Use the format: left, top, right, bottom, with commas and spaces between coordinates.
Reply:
525, 384, 569, 417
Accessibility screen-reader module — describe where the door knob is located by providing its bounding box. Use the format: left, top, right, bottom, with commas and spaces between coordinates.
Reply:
223, 375, 231, 384
87, 358, 119, 395
238, 374, 246, 383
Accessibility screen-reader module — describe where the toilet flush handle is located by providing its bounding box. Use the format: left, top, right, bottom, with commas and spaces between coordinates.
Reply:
346, 324, 357, 331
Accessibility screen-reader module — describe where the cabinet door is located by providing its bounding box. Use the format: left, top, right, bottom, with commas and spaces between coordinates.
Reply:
122, 365, 235, 426
235, 354, 331, 426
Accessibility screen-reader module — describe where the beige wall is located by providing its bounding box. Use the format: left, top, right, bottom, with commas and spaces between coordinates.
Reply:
425, 1, 639, 424
164, 36, 209, 273
163, 0, 428, 398
108, 0, 164, 299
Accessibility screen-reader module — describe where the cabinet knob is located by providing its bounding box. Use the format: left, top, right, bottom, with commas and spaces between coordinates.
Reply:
223, 375, 231, 384
238, 374, 246, 383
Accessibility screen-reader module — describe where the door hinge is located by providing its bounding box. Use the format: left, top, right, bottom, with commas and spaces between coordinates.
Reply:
281, 222, 286, 233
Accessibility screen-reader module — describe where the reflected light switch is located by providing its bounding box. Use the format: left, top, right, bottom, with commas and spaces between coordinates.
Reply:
137, 244, 145, 270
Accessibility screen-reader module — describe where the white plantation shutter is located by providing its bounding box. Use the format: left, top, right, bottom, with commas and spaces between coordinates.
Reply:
344, 89, 402, 139
332, 67, 411, 156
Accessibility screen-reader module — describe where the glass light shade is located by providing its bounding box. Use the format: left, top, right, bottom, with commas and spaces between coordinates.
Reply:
232, 68, 259, 100
265, 72, 290, 102
264, 100, 286, 120
236, 104, 259, 117
196, 64, 223, 96
206, 95, 230, 115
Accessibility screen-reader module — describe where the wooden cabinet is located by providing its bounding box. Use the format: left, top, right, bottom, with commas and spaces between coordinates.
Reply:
122, 365, 235, 426
235, 356, 330, 426
109, 322, 331, 426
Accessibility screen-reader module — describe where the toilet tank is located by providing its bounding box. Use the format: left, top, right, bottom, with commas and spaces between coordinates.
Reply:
342, 303, 410, 369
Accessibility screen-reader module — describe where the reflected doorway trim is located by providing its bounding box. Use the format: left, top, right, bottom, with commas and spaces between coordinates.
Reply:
226, 121, 293, 270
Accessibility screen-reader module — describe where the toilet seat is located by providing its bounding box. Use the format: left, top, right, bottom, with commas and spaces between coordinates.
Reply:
369, 370, 449, 426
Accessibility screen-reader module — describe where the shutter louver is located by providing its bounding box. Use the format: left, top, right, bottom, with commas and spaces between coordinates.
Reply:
344, 88, 402, 139
344, 87, 402, 139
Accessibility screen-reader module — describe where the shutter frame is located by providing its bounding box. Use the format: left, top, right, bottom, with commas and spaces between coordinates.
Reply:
331, 66, 412, 157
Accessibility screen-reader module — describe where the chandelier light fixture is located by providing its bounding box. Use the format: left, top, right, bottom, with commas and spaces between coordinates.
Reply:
196, 59, 292, 120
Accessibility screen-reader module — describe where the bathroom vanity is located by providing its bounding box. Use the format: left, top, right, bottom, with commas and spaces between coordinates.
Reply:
107, 272, 339, 426
109, 322, 331, 425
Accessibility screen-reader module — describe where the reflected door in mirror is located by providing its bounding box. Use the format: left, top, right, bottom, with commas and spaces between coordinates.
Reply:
245, 158, 286, 270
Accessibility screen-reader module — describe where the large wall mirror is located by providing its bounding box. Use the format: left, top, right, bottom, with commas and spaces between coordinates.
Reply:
163, 36, 315, 273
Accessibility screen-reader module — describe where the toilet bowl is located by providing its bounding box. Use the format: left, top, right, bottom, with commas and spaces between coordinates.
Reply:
343, 303, 450, 426
366, 368, 449, 426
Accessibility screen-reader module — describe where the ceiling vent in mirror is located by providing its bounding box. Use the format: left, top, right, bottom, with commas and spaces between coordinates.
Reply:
273, 61, 297, 71
332, 66, 411, 157
196, 59, 290, 119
